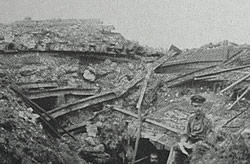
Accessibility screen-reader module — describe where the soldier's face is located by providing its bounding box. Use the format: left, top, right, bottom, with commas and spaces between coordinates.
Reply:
150, 154, 158, 164
191, 102, 202, 112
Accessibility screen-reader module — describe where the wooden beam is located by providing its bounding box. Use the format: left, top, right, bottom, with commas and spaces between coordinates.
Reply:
48, 72, 145, 118
223, 107, 249, 127
132, 67, 152, 164
194, 76, 217, 81
195, 64, 250, 79
17, 81, 58, 89
167, 65, 217, 83
10, 86, 76, 140
228, 87, 250, 111
223, 49, 244, 66
160, 60, 222, 68
220, 74, 250, 93
24, 87, 98, 99
166, 65, 218, 87
109, 105, 180, 134
65, 109, 108, 132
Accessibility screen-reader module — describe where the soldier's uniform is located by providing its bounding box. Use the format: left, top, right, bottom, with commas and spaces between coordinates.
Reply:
186, 111, 212, 142
167, 95, 212, 164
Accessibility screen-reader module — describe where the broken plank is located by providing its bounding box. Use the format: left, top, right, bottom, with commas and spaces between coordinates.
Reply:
66, 121, 88, 132
10, 86, 63, 139
232, 70, 250, 74
65, 109, 108, 132
150, 51, 177, 70
166, 65, 217, 83
223, 107, 249, 127
48, 73, 145, 118
24, 87, 98, 99
17, 81, 58, 89
223, 49, 245, 65
165, 65, 217, 87
49, 51, 176, 119
160, 60, 222, 68
228, 87, 250, 110
169, 44, 182, 55
11, 86, 77, 140
109, 105, 180, 134
220, 73, 250, 93
136, 67, 152, 109
133, 67, 152, 164
195, 64, 250, 79
49, 92, 117, 118
194, 75, 217, 81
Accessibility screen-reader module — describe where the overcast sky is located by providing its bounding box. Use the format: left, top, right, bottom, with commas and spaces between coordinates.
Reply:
1, 0, 250, 49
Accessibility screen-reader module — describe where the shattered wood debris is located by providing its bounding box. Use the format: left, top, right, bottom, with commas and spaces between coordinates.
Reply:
223, 107, 250, 127
194, 64, 250, 80
165, 65, 218, 87
48, 72, 145, 118
49, 51, 176, 118
132, 67, 151, 163
0, 86, 87, 163
10, 86, 77, 140
23, 86, 98, 99
2, 19, 250, 164
108, 105, 181, 134
227, 87, 250, 111
220, 73, 250, 93
65, 109, 109, 132
17, 81, 58, 89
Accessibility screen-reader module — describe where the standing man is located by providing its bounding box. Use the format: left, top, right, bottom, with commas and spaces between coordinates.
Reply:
167, 95, 213, 164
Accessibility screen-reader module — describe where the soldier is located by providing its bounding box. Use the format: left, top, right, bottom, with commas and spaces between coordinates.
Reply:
187, 95, 213, 142
167, 95, 213, 164
148, 152, 159, 164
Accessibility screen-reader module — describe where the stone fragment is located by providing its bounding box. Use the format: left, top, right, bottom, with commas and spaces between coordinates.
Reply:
85, 137, 96, 146
93, 144, 105, 152
86, 124, 98, 137
0, 70, 6, 78
95, 121, 103, 128
104, 59, 112, 65
71, 72, 78, 77
128, 63, 134, 70
241, 127, 250, 150
0, 137, 6, 144
83, 69, 96, 82
110, 62, 117, 68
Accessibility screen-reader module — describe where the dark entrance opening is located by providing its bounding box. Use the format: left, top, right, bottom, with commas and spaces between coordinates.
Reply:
121, 138, 170, 164
32, 96, 57, 111
7, 43, 16, 51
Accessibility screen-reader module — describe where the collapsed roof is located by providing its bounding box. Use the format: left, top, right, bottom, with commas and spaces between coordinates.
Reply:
0, 18, 250, 163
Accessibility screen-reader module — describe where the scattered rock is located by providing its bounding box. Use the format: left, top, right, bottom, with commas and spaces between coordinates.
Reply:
83, 69, 96, 82
85, 137, 96, 146
241, 128, 250, 151
93, 144, 105, 153
0, 70, 6, 78
0, 137, 6, 144
86, 124, 98, 137
110, 62, 118, 68
104, 59, 112, 65
128, 63, 134, 70
95, 121, 103, 128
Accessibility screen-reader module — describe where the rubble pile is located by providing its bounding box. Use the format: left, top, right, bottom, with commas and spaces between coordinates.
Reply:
190, 130, 249, 164
0, 18, 165, 57
0, 85, 86, 164
1, 18, 250, 164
